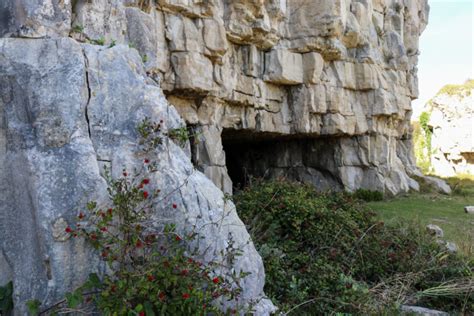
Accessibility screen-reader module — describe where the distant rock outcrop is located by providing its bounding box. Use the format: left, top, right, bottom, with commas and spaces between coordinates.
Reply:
420, 80, 474, 177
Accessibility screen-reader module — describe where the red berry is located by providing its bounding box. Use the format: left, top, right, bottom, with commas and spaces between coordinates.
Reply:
158, 292, 166, 301
123, 172, 127, 177
182, 293, 190, 299
136, 240, 143, 248
107, 208, 113, 215
142, 179, 150, 185
144, 159, 150, 164
147, 275, 155, 282
65, 227, 73, 233
172, 203, 177, 209
100, 227, 107, 232
212, 277, 220, 284
138, 312, 145, 316
175, 235, 182, 241
78, 212, 85, 219
143, 191, 149, 199
181, 269, 189, 276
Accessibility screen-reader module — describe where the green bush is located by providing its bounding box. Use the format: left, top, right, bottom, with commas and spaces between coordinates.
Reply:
353, 189, 384, 202
234, 180, 473, 314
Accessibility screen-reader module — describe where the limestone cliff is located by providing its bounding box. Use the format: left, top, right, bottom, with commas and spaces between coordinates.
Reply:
65, 0, 429, 195
0, 0, 430, 195
424, 80, 474, 177
0, 0, 430, 314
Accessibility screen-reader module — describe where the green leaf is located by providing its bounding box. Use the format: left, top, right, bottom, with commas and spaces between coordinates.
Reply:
88, 273, 101, 287
135, 304, 143, 312
65, 291, 82, 308
144, 301, 155, 316
26, 299, 41, 315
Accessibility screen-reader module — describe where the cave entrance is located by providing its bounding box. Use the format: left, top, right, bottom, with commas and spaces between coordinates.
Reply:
221, 129, 342, 192
221, 129, 271, 190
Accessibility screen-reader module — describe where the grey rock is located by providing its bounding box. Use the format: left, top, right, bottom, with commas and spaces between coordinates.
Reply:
445, 241, 458, 253
465, 206, 474, 214
0, 38, 275, 315
0, 0, 71, 38
426, 224, 444, 238
401, 305, 449, 316
423, 176, 452, 195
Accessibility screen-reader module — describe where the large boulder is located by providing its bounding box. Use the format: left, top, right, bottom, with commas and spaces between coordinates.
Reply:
0, 38, 275, 315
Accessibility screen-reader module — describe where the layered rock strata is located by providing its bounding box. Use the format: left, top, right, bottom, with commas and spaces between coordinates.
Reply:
0, 0, 431, 314
49, 0, 428, 195
1, 0, 430, 196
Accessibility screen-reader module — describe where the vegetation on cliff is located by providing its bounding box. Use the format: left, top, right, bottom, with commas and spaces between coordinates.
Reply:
436, 79, 474, 97
413, 111, 433, 174
235, 180, 473, 314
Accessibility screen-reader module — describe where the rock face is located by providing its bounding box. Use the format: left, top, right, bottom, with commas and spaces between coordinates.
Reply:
425, 81, 474, 177
0, 0, 430, 314
27, 0, 428, 196
0, 39, 274, 314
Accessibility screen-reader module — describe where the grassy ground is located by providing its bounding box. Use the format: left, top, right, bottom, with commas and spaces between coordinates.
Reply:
367, 176, 474, 257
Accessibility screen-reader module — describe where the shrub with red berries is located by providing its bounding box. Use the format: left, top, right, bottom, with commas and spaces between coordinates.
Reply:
27, 119, 252, 316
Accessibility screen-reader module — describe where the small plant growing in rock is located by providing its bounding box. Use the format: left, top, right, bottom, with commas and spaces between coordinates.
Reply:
167, 126, 201, 148
71, 24, 84, 34
26, 118, 251, 315
91, 37, 106, 46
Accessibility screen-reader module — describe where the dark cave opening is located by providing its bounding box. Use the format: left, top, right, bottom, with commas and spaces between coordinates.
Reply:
221, 129, 343, 192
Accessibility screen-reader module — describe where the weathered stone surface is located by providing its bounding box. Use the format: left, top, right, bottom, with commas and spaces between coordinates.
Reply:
426, 224, 444, 238
445, 241, 458, 253
0, 0, 71, 38
0, 39, 274, 314
126, 8, 170, 73
423, 176, 452, 195
0, 1, 433, 312
401, 305, 448, 316
465, 206, 474, 215
302, 52, 324, 84
72, 0, 127, 44
422, 82, 474, 177
171, 52, 214, 92
264, 49, 304, 85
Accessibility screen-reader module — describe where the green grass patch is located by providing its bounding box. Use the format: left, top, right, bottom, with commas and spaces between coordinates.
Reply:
368, 176, 474, 257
